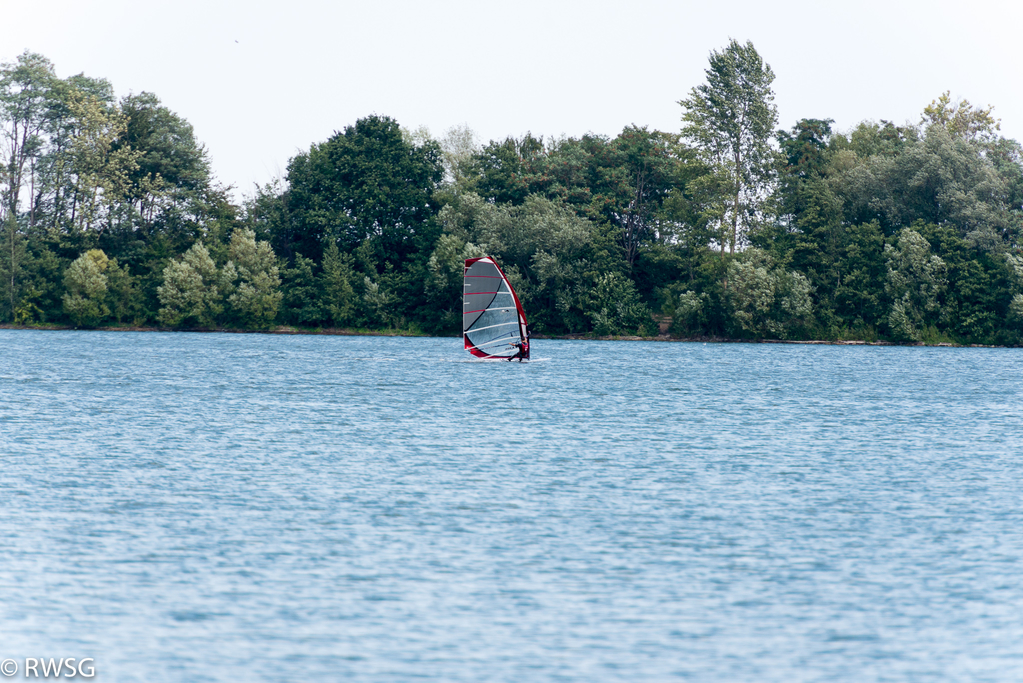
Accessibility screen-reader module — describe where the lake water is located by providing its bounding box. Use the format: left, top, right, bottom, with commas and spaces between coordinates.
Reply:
1, 330, 1022, 682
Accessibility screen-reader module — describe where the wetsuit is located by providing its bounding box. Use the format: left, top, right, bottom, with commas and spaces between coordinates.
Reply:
510, 340, 529, 361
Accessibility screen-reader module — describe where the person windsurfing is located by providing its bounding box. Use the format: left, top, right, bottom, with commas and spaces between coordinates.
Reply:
510, 325, 530, 361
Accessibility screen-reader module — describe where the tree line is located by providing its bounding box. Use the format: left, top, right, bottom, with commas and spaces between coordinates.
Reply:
3, 42, 1023, 344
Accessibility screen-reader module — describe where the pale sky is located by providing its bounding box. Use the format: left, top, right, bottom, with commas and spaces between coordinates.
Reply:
5, 0, 1021, 203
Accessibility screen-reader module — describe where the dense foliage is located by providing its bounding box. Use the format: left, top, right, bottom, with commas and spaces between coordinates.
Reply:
3, 45, 1022, 344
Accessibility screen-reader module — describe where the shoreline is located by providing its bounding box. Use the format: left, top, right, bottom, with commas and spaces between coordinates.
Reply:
535, 334, 1004, 348
0, 323, 1009, 348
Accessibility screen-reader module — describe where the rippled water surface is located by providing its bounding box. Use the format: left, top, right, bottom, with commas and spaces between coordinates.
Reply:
2, 330, 1022, 681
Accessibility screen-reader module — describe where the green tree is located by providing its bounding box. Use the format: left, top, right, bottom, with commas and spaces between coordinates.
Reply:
1008, 250, 1023, 340
29, 72, 115, 236
1009, 293, 1023, 330
833, 120, 918, 161
279, 254, 323, 326
768, 119, 843, 331
726, 248, 813, 338
1008, 252, 1023, 337
915, 223, 1012, 343
438, 123, 480, 191
921, 92, 1000, 143
1, 53, 56, 317
465, 133, 545, 206
285, 114, 443, 263
116, 91, 211, 227
599, 127, 677, 268
680, 39, 778, 255
105, 257, 139, 324
0, 214, 27, 320
157, 241, 222, 327
465, 129, 678, 272
668, 290, 709, 336
246, 177, 293, 259
224, 228, 281, 328
1, 51, 56, 219
659, 150, 721, 283
884, 228, 946, 340
830, 120, 1019, 247
65, 92, 142, 233
62, 249, 110, 326
320, 240, 357, 326
586, 271, 649, 335
12, 245, 64, 323
833, 221, 886, 330
362, 274, 395, 328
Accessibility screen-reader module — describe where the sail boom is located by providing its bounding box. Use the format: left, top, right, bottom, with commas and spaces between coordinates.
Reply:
468, 321, 520, 334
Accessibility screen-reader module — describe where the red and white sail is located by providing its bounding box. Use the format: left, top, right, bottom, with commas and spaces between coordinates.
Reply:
462, 257, 529, 359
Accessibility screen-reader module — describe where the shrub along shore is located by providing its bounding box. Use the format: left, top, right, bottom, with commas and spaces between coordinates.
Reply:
3, 42, 1023, 346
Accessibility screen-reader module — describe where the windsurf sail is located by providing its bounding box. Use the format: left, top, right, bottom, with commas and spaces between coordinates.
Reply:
463, 256, 529, 360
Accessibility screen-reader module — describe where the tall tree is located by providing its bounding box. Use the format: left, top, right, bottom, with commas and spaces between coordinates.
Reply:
62, 249, 110, 326
29, 73, 115, 237
285, 114, 443, 264
222, 228, 282, 328
883, 228, 946, 340
438, 123, 479, 189
117, 91, 210, 227
0, 51, 56, 220
465, 133, 545, 206
606, 127, 677, 268
64, 92, 141, 234
320, 240, 357, 326
157, 242, 223, 328
832, 125, 1021, 246
921, 92, 1000, 143
680, 39, 778, 255
0, 214, 27, 320
1, 52, 56, 318
772, 119, 842, 325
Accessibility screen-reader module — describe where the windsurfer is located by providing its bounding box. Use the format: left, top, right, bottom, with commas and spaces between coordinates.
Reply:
510, 326, 531, 361
510, 339, 529, 361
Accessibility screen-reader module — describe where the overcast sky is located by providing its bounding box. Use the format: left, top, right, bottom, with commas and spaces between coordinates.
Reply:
6, 0, 1021, 202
